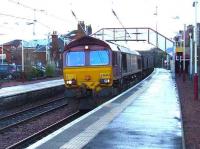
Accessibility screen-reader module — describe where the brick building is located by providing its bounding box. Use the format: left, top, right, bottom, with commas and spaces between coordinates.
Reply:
1, 22, 93, 70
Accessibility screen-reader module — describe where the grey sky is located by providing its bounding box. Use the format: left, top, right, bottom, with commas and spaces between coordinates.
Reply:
0, 0, 198, 42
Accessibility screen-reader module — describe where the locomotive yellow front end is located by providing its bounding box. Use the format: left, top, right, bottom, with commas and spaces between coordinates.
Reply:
63, 66, 112, 95
63, 37, 113, 97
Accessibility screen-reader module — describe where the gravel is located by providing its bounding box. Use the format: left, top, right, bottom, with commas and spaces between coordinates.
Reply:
0, 99, 78, 149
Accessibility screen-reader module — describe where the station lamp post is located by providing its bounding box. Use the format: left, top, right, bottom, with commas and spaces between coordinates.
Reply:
189, 32, 193, 80
21, 40, 25, 82
46, 32, 50, 64
183, 24, 186, 81
1, 44, 3, 64
153, 6, 158, 47
21, 40, 24, 72
193, 1, 198, 100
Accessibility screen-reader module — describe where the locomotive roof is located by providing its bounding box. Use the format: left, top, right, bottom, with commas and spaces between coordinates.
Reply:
106, 41, 140, 56
65, 36, 110, 50
65, 36, 140, 56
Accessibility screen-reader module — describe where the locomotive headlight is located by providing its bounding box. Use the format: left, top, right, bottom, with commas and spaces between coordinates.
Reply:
104, 79, 110, 83
68, 80, 72, 84
66, 80, 70, 84
100, 79, 110, 84
100, 73, 111, 84
66, 79, 76, 85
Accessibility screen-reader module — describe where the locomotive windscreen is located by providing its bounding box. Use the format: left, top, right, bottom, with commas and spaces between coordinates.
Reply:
65, 49, 110, 67
90, 50, 109, 65
66, 51, 85, 66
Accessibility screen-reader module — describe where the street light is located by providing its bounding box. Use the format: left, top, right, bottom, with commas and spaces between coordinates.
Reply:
153, 6, 158, 47
1, 44, 3, 64
193, 1, 198, 100
45, 32, 50, 64
153, 5, 158, 32
183, 24, 186, 81
21, 40, 24, 72
189, 32, 193, 80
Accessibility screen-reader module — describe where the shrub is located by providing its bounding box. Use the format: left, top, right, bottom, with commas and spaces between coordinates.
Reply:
45, 63, 56, 77
24, 65, 44, 81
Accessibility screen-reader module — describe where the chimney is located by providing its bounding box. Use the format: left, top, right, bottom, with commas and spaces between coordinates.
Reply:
51, 31, 59, 61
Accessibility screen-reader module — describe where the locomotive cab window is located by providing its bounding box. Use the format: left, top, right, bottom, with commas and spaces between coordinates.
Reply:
66, 51, 85, 66
89, 50, 109, 66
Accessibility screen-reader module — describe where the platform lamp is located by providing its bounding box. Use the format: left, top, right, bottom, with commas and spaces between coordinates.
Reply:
21, 40, 24, 72
193, 1, 198, 100
21, 40, 25, 82
45, 32, 50, 64
1, 44, 3, 64
183, 24, 186, 82
189, 32, 193, 80
153, 5, 158, 48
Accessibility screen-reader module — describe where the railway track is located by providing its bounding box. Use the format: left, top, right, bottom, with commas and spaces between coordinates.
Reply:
6, 111, 85, 149
0, 93, 81, 149
0, 97, 68, 133
6, 78, 143, 149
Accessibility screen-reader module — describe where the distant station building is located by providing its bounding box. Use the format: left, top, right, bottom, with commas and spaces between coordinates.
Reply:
174, 23, 200, 75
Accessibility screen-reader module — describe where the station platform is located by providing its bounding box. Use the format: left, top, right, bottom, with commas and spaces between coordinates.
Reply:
26, 68, 183, 149
0, 78, 65, 109
0, 79, 64, 98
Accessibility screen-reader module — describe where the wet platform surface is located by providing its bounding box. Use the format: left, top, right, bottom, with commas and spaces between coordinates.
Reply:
0, 79, 64, 98
27, 68, 183, 149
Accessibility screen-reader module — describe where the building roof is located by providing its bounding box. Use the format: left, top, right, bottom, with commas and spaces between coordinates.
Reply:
34, 37, 67, 52
3, 40, 22, 48
3, 39, 48, 48
35, 45, 46, 52
3, 32, 72, 52
24, 39, 48, 48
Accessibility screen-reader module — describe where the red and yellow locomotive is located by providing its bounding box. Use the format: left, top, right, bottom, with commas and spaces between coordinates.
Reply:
63, 36, 143, 98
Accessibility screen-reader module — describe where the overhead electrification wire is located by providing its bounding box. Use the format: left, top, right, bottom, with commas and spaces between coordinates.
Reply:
0, 12, 32, 21
5, 0, 54, 34
111, 9, 131, 39
7, 0, 68, 23
8, 0, 34, 11
71, 10, 86, 35
0, 12, 51, 29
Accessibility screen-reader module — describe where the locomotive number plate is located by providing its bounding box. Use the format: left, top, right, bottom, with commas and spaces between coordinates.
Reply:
100, 73, 110, 78
66, 74, 76, 80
